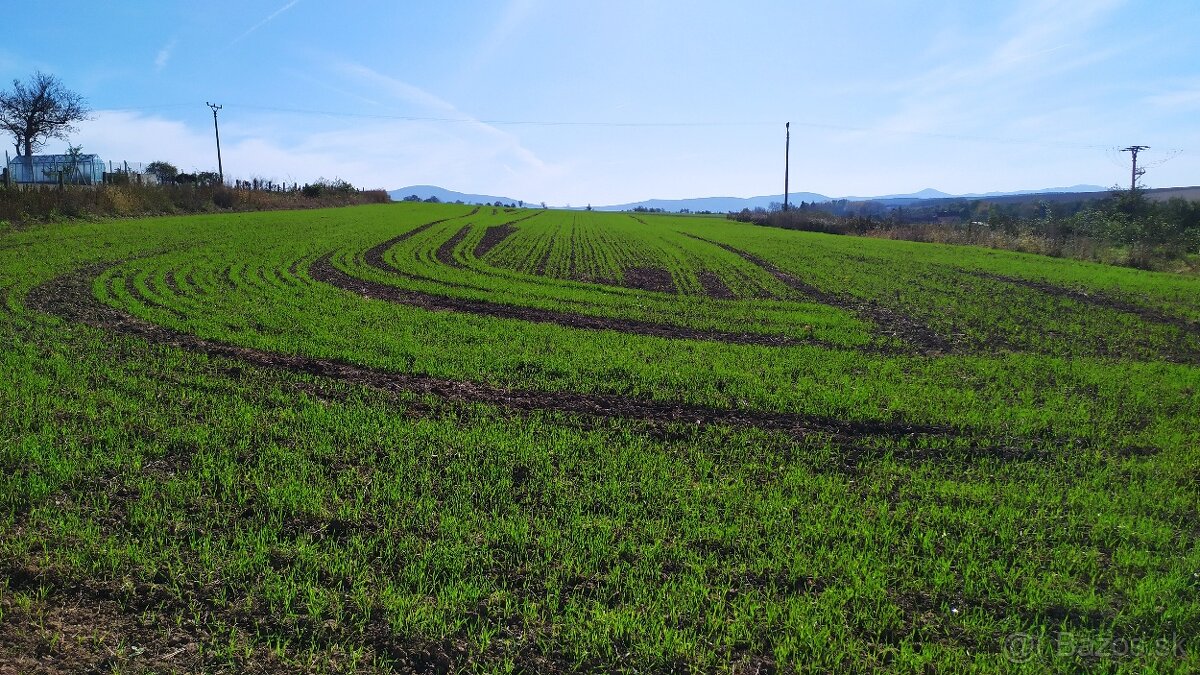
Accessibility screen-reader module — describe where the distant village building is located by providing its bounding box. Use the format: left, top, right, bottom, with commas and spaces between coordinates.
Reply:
6, 153, 106, 185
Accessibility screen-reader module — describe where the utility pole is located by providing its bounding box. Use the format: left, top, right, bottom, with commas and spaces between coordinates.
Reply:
1121, 145, 1149, 192
206, 102, 224, 184
783, 122, 791, 212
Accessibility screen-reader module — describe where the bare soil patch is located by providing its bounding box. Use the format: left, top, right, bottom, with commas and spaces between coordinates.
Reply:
0, 581, 207, 674
621, 267, 676, 294
474, 223, 518, 258
698, 270, 736, 300
435, 225, 472, 268
0, 561, 495, 675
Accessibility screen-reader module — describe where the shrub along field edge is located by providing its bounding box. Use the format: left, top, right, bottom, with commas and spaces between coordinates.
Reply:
0, 180, 390, 226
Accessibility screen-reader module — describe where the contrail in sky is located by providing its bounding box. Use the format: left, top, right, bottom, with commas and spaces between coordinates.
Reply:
229, 0, 301, 47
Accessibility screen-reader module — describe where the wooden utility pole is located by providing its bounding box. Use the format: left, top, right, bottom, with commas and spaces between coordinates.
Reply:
783, 122, 790, 212
1121, 145, 1149, 192
207, 102, 224, 184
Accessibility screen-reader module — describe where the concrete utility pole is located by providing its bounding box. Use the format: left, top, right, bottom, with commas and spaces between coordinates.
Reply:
206, 102, 224, 184
1121, 145, 1149, 192
783, 122, 790, 212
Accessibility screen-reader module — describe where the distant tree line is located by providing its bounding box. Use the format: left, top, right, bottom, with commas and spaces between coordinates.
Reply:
400, 194, 529, 209
729, 188, 1200, 272
401, 194, 442, 203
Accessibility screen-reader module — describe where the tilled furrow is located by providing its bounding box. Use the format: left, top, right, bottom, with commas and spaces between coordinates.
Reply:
31, 266, 955, 445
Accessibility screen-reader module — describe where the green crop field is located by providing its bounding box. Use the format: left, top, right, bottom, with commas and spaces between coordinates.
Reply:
2, 202, 1199, 673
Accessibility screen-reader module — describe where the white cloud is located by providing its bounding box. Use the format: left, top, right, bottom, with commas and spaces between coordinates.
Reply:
154, 39, 177, 72
69, 106, 565, 197
61, 105, 1198, 204
74, 111, 214, 172
868, 0, 1128, 142
65, 53, 567, 200
1145, 84, 1200, 111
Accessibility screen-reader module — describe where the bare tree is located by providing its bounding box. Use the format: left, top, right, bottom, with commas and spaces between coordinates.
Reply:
0, 71, 90, 159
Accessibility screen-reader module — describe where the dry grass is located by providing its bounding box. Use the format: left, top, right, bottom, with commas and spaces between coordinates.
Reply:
864, 225, 1200, 273
0, 183, 390, 225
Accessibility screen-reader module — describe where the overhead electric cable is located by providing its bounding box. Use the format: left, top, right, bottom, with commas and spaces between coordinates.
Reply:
97, 102, 1190, 154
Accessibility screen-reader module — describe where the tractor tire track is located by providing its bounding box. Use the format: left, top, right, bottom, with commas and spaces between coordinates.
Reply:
340, 215, 879, 349
312, 254, 835, 349
969, 271, 1200, 334
474, 223, 519, 258
29, 265, 955, 444
435, 225, 473, 269
685, 235, 957, 355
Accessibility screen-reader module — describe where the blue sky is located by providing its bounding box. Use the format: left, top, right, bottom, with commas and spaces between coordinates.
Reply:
2, 0, 1198, 204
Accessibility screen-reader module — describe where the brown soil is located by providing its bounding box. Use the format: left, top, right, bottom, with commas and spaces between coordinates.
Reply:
30, 263, 1136, 462
28, 266, 949, 444
621, 267, 676, 294
698, 270, 736, 299
0, 560, 491, 674
852, 302, 954, 355
435, 224, 472, 268
0, 577, 209, 674
474, 223, 518, 258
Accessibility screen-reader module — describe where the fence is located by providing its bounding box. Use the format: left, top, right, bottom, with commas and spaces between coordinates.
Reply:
1, 156, 163, 187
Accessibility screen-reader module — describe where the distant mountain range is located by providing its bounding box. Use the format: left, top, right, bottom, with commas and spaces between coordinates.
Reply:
840, 185, 1108, 204
597, 192, 829, 213
389, 184, 1111, 212
388, 185, 539, 207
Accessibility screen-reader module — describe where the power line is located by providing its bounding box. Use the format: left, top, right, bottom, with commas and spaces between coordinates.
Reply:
229, 103, 766, 127
1142, 149, 1183, 170
220, 104, 1168, 151
104, 103, 197, 112
97, 102, 1193, 155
